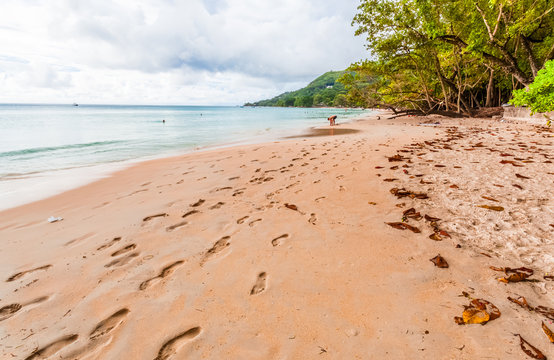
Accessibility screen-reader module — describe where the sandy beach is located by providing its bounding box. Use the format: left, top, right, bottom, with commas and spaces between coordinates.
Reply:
1, 113, 552, 359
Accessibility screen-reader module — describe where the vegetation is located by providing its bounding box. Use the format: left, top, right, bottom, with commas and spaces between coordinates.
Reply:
510, 59, 554, 125
345, 0, 554, 116
245, 71, 368, 107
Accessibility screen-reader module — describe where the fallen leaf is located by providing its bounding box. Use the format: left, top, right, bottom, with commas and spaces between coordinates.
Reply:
481, 196, 499, 202
385, 222, 421, 233
424, 214, 441, 222
508, 296, 554, 320
429, 232, 441, 241
383, 178, 399, 182
477, 205, 504, 211
430, 254, 449, 268
368, 202, 377, 205
390, 166, 399, 170
435, 164, 446, 168
403, 208, 422, 220
390, 188, 428, 199
491, 267, 534, 283
542, 321, 554, 343
545, 275, 554, 281
284, 203, 298, 211
515, 334, 546, 360
375, 166, 384, 169
508, 296, 534, 311
516, 173, 530, 179
454, 298, 501, 325
388, 154, 405, 162
450, 184, 459, 189
513, 184, 524, 190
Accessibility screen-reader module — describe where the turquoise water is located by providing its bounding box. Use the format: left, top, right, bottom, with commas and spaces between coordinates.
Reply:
0, 104, 370, 209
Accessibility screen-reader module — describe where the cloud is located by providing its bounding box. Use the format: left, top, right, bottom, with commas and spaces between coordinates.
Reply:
0, 0, 368, 104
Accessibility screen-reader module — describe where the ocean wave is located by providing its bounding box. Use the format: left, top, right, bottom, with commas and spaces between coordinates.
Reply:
0, 140, 122, 158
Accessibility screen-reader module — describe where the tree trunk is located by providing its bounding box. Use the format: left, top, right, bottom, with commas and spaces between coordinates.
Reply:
485, 69, 494, 107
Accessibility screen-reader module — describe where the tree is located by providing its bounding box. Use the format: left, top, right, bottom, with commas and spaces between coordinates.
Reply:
510, 59, 554, 126
350, 0, 554, 114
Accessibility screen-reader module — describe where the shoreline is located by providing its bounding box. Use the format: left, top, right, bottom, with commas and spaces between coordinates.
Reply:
1, 114, 552, 359
0, 110, 376, 211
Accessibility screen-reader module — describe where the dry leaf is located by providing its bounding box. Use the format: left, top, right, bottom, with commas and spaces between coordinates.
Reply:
491, 267, 534, 283
545, 275, 554, 281
450, 184, 459, 189
429, 232, 442, 241
513, 184, 524, 190
515, 334, 546, 360
516, 173, 530, 179
424, 214, 441, 222
481, 196, 499, 202
368, 202, 377, 205
508, 296, 554, 320
383, 178, 399, 182
542, 321, 554, 343
454, 298, 501, 325
403, 208, 422, 220
385, 222, 421, 233
478, 205, 504, 211
284, 203, 298, 211
375, 166, 384, 169
388, 154, 405, 162
430, 254, 449, 268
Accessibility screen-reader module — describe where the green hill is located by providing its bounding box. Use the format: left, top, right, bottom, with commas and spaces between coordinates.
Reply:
245, 71, 352, 107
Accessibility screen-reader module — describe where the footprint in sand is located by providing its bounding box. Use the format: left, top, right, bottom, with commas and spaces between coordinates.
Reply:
105, 252, 140, 268
166, 221, 188, 232
248, 219, 262, 227
308, 213, 317, 225
143, 213, 168, 222
0, 296, 49, 322
24, 334, 79, 360
140, 261, 184, 290
7, 265, 52, 282
271, 234, 289, 247
250, 272, 267, 295
154, 327, 202, 360
209, 202, 225, 210
190, 199, 205, 207
182, 210, 199, 218
97, 237, 121, 251
201, 236, 230, 266
111, 244, 137, 257
237, 216, 249, 224
90, 308, 130, 340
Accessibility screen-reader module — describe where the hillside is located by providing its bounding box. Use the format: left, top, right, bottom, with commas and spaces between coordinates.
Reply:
245, 71, 352, 107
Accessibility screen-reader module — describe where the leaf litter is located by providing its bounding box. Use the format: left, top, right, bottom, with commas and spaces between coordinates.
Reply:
454, 292, 501, 325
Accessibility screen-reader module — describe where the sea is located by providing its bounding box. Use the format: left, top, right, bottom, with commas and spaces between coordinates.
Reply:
0, 104, 370, 210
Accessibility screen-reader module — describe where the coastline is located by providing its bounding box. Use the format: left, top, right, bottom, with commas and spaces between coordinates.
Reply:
0, 109, 375, 211
1, 113, 552, 359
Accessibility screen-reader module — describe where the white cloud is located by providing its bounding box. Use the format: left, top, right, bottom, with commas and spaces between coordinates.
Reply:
0, 0, 368, 105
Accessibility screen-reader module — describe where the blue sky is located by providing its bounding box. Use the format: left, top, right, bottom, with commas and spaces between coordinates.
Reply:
0, 0, 368, 105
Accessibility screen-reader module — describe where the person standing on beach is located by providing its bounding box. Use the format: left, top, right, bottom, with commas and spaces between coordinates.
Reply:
328, 115, 337, 126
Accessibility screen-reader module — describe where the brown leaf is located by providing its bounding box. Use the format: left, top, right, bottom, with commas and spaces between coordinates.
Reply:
388, 154, 405, 162
513, 184, 524, 190
545, 275, 554, 281
403, 208, 422, 220
481, 195, 499, 202
368, 202, 377, 205
542, 321, 554, 343
435, 164, 446, 168
536, 306, 554, 321
492, 267, 534, 283
383, 178, 399, 182
450, 184, 459, 189
516, 173, 530, 179
385, 222, 421, 233
515, 334, 546, 360
284, 203, 298, 211
424, 214, 441, 222
430, 254, 449, 268
375, 166, 384, 169
390, 166, 399, 170
477, 205, 504, 211
508, 296, 535, 311
429, 233, 442, 241
455, 298, 501, 325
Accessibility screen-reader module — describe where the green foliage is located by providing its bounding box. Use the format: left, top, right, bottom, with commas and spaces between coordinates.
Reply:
510, 60, 554, 124
246, 71, 359, 107
348, 0, 554, 113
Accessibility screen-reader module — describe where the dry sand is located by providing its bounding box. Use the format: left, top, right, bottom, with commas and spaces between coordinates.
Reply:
0, 113, 552, 359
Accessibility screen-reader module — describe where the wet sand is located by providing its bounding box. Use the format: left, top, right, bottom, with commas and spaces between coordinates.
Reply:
0, 113, 552, 359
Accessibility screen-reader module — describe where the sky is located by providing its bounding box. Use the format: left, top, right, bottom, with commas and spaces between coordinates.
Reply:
0, 0, 368, 105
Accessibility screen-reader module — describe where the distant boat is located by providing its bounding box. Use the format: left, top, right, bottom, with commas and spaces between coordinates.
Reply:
72, 103, 78, 106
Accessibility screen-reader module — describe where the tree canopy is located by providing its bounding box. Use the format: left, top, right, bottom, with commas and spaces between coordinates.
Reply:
348, 0, 554, 115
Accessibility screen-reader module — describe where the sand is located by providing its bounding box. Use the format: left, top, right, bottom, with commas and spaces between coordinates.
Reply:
0, 113, 552, 359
